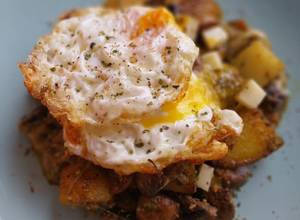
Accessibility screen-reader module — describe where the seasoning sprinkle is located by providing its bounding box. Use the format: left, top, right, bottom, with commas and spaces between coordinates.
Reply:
101, 60, 112, 67
84, 53, 91, 60
134, 141, 144, 148
112, 49, 119, 54
90, 42, 96, 49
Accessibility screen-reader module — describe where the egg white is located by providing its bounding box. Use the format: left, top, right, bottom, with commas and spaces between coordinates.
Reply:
22, 6, 198, 125
21, 6, 243, 175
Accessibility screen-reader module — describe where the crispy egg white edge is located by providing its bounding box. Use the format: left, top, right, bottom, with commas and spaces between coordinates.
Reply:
65, 106, 243, 174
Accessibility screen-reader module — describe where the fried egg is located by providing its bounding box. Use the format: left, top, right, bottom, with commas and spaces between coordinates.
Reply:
64, 72, 243, 175
20, 6, 243, 175
20, 6, 198, 125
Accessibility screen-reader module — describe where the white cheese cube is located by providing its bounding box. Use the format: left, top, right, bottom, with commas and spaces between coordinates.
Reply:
236, 79, 266, 108
196, 164, 214, 192
202, 26, 228, 49
202, 51, 223, 70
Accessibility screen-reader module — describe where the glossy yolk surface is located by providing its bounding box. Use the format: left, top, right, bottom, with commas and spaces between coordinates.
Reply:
141, 74, 220, 128
132, 7, 176, 38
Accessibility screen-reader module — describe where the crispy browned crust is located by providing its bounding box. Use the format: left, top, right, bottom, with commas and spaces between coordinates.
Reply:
19, 63, 74, 127
62, 108, 231, 175
59, 158, 114, 209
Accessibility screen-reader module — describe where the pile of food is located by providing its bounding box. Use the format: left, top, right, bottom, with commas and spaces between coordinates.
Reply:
19, 0, 288, 219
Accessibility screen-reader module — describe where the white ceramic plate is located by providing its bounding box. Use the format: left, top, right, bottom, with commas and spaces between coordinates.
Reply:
0, 0, 299, 219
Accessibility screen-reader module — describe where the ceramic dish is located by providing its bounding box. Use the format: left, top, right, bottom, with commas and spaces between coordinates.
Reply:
0, 0, 299, 219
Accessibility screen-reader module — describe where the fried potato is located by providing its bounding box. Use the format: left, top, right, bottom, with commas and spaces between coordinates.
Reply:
216, 108, 283, 168
59, 159, 113, 209
232, 40, 284, 86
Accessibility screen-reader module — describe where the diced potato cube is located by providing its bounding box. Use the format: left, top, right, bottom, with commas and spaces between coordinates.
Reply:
176, 15, 199, 40
59, 160, 113, 209
196, 164, 214, 192
216, 108, 283, 168
236, 79, 266, 108
202, 51, 223, 70
203, 26, 228, 49
232, 40, 284, 86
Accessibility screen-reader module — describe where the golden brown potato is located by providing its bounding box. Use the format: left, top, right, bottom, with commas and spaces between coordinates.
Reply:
59, 159, 113, 209
216, 108, 283, 168
232, 40, 284, 86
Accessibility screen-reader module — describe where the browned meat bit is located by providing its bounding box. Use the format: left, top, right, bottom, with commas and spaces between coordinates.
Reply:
115, 190, 139, 213
260, 81, 288, 125
178, 195, 217, 219
99, 209, 127, 220
20, 106, 69, 184
107, 171, 133, 194
135, 172, 169, 196
149, 0, 221, 27
206, 188, 235, 220
165, 161, 197, 194
228, 19, 248, 32
136, 195, 180, 220
214, 167, 252, 189
59, 159, 113, 210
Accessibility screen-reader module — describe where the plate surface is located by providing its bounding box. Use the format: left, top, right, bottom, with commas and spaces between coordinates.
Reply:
0, 0, 299, 219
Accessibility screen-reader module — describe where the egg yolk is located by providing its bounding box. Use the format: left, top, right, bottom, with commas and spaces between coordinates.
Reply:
141, 74, 220, 128
132, 7, 176, 38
